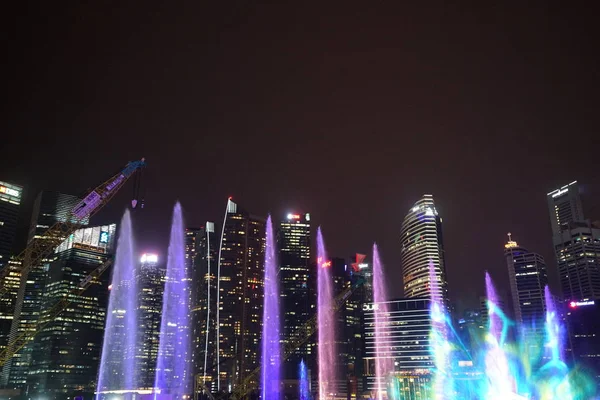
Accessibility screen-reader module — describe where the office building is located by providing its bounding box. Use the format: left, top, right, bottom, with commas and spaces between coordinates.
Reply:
216, 199, 265, 391
566, 300, 600, 384
547, 182, 600, 301
0, 181, 22, 270
3, 191, 86, 388
191, 222, 218, 393
363, 298, 433, 394
400, 195, 449, 304
504, 233, 548, 326
136, 253, 165, 390
278, 213, 311, 379
27, 223, 115, 396
0, 259, 21, 353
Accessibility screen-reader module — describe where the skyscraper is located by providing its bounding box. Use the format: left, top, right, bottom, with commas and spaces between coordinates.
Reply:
504, 233, 548, 326
278, 212, 311, 380
400, 195, 449, 304
363, 298, 433, 393
216, 199, 265, 391
27, 223, 115, 396
3, 191, 86, 388
0, 181, 22, 270
191, 222, 218, 393
547, 181, 600, 301
136, 253, 165, 390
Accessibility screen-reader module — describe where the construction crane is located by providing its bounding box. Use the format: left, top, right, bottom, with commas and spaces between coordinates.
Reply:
229, 275, 366, 400
0, 158, 146, 369
0, 257, 113, 366
0, 158, 146, 298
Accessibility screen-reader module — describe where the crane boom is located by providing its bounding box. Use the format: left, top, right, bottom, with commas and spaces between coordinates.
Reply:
230, 276, 365, 400
0, 158, 146, 299
0, 258, 113, 366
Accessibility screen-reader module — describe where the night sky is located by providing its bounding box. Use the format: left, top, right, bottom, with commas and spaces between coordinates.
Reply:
3, 2, 599, 312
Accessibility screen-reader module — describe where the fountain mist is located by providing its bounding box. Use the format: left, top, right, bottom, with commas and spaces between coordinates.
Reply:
96, 210, 139, 397
372, 244, 392, 399
261, 215, 281, 400
154, 202, 190, 397
317, 228, 336, 400
299, 360, 309, 400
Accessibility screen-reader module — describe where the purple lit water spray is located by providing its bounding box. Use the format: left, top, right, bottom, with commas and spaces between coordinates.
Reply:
317, 228, 336, 400
154, 203, 190, 397
261, 216, 281, 400
96, 210, 139, 397
372, 244, 392, 400
484, 272, 514, 399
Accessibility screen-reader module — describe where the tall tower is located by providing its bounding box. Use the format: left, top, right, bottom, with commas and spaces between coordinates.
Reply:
26, 223, 115, 396
547, 181, 600, 301
136, 253, 165, 390
0, 181, 22, 270
400, 195, 449, 304
0, 181, 23, 357
4, 191, 86, 389
504, 233, 548, 325
216, 199, 265, 391
278, 212, 311, 379
191, 222, 218, 393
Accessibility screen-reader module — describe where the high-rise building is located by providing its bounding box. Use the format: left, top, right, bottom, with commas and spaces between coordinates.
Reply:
0, 182, 22, 356
136, 253, 165, 390
503, 233, 548, 326
547, 182, 600, 302
3, 190, 87, 389
0, 259, 21, 353
363, 298, 433, 394
400, 195, 449, 304
191, 222, 218, 393
0, 181, 22, 270
566, 300, 600, 384
278, 212, 311, 380
216, 199, 265, 391
547, 181, 585, 236
27, 223, 115, 396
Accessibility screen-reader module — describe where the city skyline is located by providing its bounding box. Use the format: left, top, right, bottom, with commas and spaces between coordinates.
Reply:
2, 3, 599, 313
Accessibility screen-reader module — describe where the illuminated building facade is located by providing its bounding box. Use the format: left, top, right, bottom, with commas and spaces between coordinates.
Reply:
400, 195, 449, 305
278, 213, 311, 379
216, 199, 265, 391
363, 298, 433, 393
547, 182, 600, 301
503, 234, 548, 326
136, 253, 165, 390
0, 181, 22, 270
0, 181, 22, 362
566, 300, 600, 384
3, 190, 87, 389
191, 222, 218, 392
27, 223, 116, 396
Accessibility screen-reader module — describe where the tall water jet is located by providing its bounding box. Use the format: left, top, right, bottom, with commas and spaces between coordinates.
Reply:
429, 260, 453, 399
299, 360, 309, 400
261, 215, 281, 400
154, 202, 190, 397
317, 228, 336, 400
484, 272, 515, 399
96, 210, 139, 397
372, 244, 392, 400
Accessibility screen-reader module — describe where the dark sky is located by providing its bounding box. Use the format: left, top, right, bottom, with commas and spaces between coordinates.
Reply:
2, 2, 599, 312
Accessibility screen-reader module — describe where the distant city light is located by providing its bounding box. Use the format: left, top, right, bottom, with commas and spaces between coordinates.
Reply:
358, 263, 369, 269
140, 253, 158, 263
287, 213, 301, 220
321, 260, 331, 268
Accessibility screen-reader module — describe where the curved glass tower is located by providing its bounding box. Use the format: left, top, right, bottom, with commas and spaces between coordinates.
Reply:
400, 194, 449, 304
